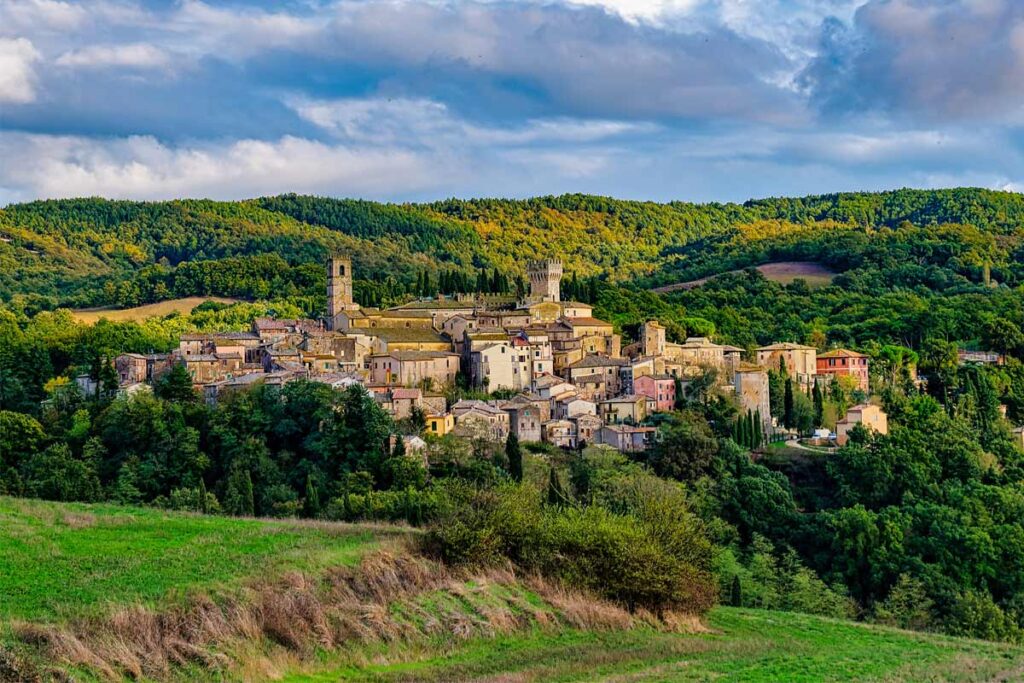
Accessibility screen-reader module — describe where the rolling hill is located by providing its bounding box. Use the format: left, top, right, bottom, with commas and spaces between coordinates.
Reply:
2, 188, 1023, 311
2, 497, 1022, 682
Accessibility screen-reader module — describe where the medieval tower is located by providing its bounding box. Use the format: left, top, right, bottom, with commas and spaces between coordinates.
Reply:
326, 255, 358, 330
527, 259, 563, 303
642, 320, 666, 357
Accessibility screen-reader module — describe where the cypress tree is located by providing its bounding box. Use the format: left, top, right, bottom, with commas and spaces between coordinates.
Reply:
242, 470, 254, 517
783, 378, 795, 429
813, 380, 824, 428
392, 434, 406, 458
731, 575, 743, 607
303, 474, 320, 519
199, 477, 208, 514
753, 409, 763, 448
506, 431, 523, 483
547, 467, 566, 506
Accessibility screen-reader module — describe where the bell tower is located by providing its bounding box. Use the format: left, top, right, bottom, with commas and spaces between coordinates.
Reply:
326, 255, 357, 330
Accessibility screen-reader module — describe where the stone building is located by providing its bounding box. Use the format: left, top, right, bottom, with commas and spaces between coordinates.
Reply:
527, 259, 563, 303
326, 255, 358, 331
370, 351, 460, 387
734, 364, 772, 431
757, 342, 817, 387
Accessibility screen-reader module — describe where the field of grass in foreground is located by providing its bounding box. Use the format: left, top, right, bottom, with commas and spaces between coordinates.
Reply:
286, 608, 1024, 683
70, 296, 239, 323
0, 496, 392, 622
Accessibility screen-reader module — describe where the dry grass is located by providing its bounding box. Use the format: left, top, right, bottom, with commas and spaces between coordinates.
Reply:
653, 261, 835, 293
8, 545, 674, 682
70, 297, 239, 324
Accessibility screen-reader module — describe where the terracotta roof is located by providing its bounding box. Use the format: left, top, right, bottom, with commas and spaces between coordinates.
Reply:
602, 394, 646, 404
567, 354, 627, 369
564, 316, 613, 327
602, 425, 656, 434
391, 388, 422, 399
757, 342, 816, 351
358, 327, 449, 343
819, 348, 868, 358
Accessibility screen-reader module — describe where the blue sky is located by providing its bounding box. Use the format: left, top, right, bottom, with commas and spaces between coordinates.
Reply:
1, 0, 1023, 204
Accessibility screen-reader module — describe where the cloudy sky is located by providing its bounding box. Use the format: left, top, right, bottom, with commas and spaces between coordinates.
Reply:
1, 0, 1023, 204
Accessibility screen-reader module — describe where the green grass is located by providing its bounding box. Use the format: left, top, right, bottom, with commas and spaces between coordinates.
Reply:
283, 608, 1024, 682
0, 496, 390, 623
5, 497, 1024, 682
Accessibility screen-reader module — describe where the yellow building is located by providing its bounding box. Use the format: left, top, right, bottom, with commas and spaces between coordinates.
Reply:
836, 404, 888, 445
425, 413, 455, 436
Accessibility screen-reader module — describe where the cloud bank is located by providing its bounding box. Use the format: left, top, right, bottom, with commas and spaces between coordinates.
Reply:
0, 0, 1021, 203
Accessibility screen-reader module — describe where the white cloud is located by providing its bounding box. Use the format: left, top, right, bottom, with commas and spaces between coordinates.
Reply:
167, 0, 326, 60
0, 0, 86, 34
561, 0, 702, 23
288, 96, 653, 147
0, 37, 41, 103
55, 42, 171, 70
0, 132, 447, 201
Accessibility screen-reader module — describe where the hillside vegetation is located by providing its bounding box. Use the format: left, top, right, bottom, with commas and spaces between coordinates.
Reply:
2, 498, 1022, 683
2, 188, 1023, 312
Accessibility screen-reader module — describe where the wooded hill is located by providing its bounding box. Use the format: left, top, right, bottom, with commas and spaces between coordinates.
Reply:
2, 188, 1023, 312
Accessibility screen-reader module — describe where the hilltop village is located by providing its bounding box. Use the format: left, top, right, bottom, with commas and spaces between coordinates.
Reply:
103, 257, 893, 452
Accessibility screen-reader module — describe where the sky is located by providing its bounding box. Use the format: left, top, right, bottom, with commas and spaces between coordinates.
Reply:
1, 0, 1023, 205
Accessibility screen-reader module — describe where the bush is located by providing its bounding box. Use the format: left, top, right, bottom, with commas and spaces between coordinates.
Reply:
422, 482, 717, 614
157, 487, 222, 513
324, 487, 446, 526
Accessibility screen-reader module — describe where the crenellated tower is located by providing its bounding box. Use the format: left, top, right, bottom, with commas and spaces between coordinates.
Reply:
527, 259, 563, 303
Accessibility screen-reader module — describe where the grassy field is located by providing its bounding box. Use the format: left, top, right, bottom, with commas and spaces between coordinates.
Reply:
0, 497, 392, 622
286, 608, 1024, 682
3, 498, 1023, 682
70, 296, 239, 323
653, 261, 835, 293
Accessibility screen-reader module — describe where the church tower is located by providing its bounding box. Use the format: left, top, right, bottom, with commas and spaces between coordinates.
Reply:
326, 255, 357, 330
527, 259, 563, 303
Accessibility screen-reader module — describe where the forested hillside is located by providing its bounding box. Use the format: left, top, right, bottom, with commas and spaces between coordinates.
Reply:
4, 188, 1024, 654
3, 188, 1022, 314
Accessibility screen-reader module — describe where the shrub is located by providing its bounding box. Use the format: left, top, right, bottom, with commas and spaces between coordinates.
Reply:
324, 487, 446, 525
158, 487, 222, 514
422, 482, 717, 614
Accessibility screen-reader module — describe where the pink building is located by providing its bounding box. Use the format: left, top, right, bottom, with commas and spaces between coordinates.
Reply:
633, 374, 676, 413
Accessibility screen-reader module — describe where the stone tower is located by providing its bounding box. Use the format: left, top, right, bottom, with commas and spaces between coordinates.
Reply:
527, 259, 563, 303
642, 320, 666, 357
326, 255, 357, 330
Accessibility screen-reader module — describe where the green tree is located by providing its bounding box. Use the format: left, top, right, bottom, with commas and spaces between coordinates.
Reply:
547, 467, 568, 507
647, 412, 718, 481
303, 474, 320, 519
783, 378, 795, 429
155, 363, 198, 403
731, 574, 743, 607
506, 431, 523, 482
225, 466, 255, 516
